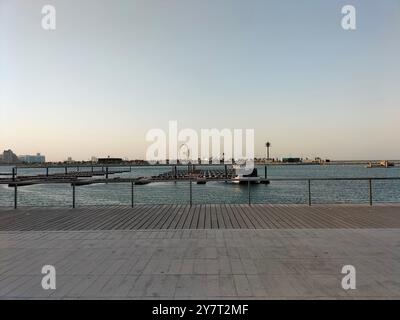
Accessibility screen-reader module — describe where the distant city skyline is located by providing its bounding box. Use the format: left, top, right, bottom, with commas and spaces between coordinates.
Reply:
2, 146, 400, 163
1, 0, 400, 162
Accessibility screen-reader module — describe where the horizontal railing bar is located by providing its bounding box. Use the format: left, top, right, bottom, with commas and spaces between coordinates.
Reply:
4, 162, 400, 170
268, 177, 400, 181
3, 164, 260, 169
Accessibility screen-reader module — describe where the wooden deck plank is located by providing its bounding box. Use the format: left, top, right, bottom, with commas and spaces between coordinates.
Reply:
221, 204, 233, 228
21, 208, 89, 231
144, 204, 176, 229
230, 204, 249, 228
238, 204, 259, 229
209, 204, 215, 228
198, 205, 206, 229
165, 204, 185, 229
204, 204, 211, 229
180, 205, 194, 229
128, 205, 166, 229
124, 205, 157, 229
172, 204, 191, 229
252, 204, 278, 228
4, 208, 72, 231
286, 205, 331, 228
106, 207, 140, 230
307, 206, 355, 229
111, 206, 152, 230
189, 205, 200, 229
251, 204, 280, 229
210, 204, 218, 229
226, 204, 240, 229
254, 205, 288, 228
1, 204, 400, 231
241, 205, 265, 229
155, 204, 180, 229
215, 204, 224, 229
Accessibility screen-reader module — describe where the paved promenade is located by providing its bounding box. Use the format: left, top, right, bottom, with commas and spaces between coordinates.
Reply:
0, 205, 399, 299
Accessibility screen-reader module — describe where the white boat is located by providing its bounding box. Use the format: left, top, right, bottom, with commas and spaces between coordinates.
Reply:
366, 160, 395, 168
231, 164, 261, 184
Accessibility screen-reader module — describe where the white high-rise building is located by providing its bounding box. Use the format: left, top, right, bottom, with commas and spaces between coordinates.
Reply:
19, 153, 45, 164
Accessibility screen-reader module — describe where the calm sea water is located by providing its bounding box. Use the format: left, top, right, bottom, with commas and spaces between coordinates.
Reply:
0, 165, 399, 207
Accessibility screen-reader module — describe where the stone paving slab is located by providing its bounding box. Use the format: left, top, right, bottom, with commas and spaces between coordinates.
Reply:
1, 229, 400, 299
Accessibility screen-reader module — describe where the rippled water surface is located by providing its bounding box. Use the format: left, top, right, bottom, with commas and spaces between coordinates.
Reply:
0, 165, 399, 207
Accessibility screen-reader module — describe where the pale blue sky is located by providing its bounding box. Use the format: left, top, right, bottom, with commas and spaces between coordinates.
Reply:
1, 0, 399, 161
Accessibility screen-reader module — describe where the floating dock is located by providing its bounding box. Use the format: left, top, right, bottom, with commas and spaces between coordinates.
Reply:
1, 168, 270, 187
0, 168, 131, 186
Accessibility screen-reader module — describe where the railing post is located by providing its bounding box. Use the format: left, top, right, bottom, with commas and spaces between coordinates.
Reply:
189, 179, 192, 206
369, 179, 373, 206
65, 166, 67, 175
308, 179, 311, 206
131, 182, 134, 208
72, 183, 76, 208
46, 167, 49, 177
14, 184, 17, 209
106, 167, 109, 180
265, 165, 267, 179
248, 180, 251, 205
12, 167, 15, 182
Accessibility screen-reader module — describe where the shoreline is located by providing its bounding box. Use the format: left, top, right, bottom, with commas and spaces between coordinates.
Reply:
1, 160, 400, 168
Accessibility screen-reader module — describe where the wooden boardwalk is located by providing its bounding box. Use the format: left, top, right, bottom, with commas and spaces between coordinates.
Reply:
0, 204, 399, 231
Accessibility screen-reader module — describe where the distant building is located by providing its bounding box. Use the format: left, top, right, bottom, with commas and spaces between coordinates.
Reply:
282, 157, 302, 163
19, 153, 45, 164
98, 157, 123, 164
1, 149, 19, 164
90, 156, 98, 163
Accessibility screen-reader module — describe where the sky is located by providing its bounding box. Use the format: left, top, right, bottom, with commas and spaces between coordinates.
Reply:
1, 0, 400, 161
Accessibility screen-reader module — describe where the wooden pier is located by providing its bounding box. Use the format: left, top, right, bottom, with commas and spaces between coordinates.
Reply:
1, 204, 399, 231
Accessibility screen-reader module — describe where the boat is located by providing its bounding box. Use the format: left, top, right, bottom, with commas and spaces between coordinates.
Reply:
366, 160, 395, 168
230, 164, 261, 184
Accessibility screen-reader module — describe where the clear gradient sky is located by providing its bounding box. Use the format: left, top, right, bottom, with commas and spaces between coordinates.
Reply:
1, 0, 399, 161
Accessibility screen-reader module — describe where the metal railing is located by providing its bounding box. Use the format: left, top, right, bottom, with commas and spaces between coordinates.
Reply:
5, 176, 400, 209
